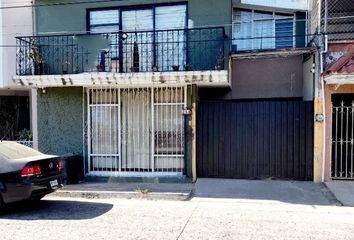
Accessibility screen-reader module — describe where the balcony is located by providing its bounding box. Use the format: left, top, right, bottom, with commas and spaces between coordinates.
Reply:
15, 27, 228, 87
321, 0, 354, 41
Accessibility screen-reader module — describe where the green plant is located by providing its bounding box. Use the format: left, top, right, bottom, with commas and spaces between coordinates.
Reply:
17, 129, 33, 141
29, 38, 45, 75
62, 60, 71, 73
29, 39, 43, 64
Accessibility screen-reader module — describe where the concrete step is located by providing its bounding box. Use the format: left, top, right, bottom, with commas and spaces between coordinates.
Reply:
50, 182, 194, 201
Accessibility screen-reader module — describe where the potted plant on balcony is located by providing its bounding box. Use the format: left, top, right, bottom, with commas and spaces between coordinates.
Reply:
172, 65, 180, 71
29, 40, 44, 75
130, 41, 140, 72
62, 60, 71, 74
214, 47, 224, 71
152, 64, 159, 72
184, 64, 192, 71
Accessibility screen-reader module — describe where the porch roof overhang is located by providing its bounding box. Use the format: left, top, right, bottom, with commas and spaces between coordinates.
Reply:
324, 73, 354, 85
13, 70, 229, 88
231, 47, 316, 60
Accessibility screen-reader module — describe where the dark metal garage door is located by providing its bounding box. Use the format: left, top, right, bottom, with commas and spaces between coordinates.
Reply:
197, 100, 314, 180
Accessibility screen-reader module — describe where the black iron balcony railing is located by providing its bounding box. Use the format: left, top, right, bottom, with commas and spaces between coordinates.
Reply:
16, 27, 226, 76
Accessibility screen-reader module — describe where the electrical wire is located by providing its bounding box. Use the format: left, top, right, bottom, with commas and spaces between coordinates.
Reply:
0, 0, 127, 10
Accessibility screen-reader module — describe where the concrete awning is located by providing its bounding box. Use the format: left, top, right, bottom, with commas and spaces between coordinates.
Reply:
13, 70, 229, 88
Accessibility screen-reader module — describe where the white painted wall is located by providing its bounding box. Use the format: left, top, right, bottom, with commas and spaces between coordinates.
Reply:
0, 1, 33, 89
238, 0, 309, 11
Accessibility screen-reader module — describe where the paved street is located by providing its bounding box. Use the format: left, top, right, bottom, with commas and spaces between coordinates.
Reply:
1, 195, 354, 240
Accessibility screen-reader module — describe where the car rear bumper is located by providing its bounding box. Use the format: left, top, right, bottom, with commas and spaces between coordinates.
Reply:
1, 175, 64, 204
29, 176, 64, 199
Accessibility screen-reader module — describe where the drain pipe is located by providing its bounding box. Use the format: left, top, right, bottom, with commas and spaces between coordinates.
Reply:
320, 0, 329, 182
320, 34, 328, 182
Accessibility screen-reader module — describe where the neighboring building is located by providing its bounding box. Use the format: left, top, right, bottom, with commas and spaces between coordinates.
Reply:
197, 0, 315, 180
0, 1, 32, 143
15, 0, 316, 181
315, 0, 354, 181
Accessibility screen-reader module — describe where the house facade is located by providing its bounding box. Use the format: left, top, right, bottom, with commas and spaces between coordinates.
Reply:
15, 0, 317, 181
0, 1, 33, 143
312, 0, 354, 181
197, 0, 315, 180
16, 0, 231, 180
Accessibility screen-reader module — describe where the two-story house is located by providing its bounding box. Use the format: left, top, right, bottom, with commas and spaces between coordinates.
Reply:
0, 0, 32, 145
197, 0, 315, 181
313, 0, 354, 182
15, 0, 316, 182
15, 0, 230, 180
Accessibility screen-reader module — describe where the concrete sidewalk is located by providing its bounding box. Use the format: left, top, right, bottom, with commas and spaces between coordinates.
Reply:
325, 181, 354, 207
194, 178, 340, 206
50, 178, 344, 205
50, 182, 194, 201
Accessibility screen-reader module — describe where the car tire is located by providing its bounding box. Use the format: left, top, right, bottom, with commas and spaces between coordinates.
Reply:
0, 194, 4, 212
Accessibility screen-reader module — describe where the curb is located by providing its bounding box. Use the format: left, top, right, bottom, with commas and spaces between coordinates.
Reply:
50, 189, 192, 201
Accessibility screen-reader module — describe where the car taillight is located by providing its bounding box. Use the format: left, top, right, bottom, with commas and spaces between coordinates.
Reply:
57, 160, 64, 170
21, 164, 42, 177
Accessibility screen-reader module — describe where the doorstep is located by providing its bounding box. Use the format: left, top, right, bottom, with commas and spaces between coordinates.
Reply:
50, 182, 194, 201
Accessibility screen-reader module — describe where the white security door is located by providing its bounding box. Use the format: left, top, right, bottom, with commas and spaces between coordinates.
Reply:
120, 88, 152, 171
87, 86, 186, 176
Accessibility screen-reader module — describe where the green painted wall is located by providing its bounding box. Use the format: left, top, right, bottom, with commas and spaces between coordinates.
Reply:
36, 0, 232, 34
37, 87, 83, 156
188, 0, 232, 37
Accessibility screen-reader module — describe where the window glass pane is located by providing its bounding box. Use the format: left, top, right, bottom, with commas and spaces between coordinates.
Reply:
233, 22, 252, 50
232, 9, 295, 50
155, 5, 186, 71
154, 105, 184, 154
155, 5, 186, 30
90, 105, 119, 155
90, 25, 119, 34
275, 18, 293, 48
233, 9, 252, 22
254, 11, 273, 20
254, 19, 273, 49
232, 10, 253, 50
90, 10, 119, 25
122, 9, 153, 31
121, 10, 154, 72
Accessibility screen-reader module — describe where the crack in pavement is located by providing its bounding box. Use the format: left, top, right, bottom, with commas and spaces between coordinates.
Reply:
176, 203, 199, 240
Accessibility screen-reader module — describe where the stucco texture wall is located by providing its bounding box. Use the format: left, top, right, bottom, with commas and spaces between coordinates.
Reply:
199, 54, 305, 100
37, 87, 83, 156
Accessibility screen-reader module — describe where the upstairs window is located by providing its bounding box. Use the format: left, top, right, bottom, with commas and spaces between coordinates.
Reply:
232, 9, 295, 51
88, 5, 186, 32
88, 4, 187, 72
89, 10, 120, 33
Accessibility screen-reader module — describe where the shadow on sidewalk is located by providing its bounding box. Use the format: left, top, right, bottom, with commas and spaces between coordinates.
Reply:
0, 199, 113, 220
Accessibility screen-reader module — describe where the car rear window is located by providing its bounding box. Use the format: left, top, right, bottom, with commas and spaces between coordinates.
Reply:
0, 141, 44, 161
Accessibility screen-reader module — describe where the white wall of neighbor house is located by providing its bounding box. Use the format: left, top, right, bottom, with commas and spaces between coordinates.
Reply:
0, 0, 33, 89
234, 0, 309, 11
303, 54, 315, 101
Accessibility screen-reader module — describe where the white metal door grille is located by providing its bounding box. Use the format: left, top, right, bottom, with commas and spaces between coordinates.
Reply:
87, 86, 186, 176
331, 100, 354, 180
